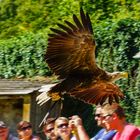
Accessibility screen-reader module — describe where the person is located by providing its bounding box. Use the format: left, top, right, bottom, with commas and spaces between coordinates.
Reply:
69, 115, 90, 140
17, 121, 41, 140
101, 103, 140, 140
54, 117, 77, 140
0, 121, 18, 140
69, 113, 116, 140
90, 106, 116, 140
43, 118, 58, 140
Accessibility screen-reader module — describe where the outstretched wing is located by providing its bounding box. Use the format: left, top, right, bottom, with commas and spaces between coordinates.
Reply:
46, 8, 96, 78
70, 82, 124, 105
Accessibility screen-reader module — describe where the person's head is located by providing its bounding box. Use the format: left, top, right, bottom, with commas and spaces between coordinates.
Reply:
43, 118, 57, 140
55, 117, 71, 139
17, 121, 32, 140
94, 105, 105, 127
101, 103, 126, 130
0, 121, 9, 140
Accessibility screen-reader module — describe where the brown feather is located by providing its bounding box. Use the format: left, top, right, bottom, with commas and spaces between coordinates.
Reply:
70, 82, 124, 105
65, 20, 77, 31
57, 23, 73, 34
80, 7, 93, 34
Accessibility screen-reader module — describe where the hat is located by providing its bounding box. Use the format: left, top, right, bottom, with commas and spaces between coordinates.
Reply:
0, 121, 7, 128
17, 121, 32, 130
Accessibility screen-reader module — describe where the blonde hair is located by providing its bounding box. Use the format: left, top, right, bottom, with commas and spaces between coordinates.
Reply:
54, 117, 70, 137
55, 117, 68, 126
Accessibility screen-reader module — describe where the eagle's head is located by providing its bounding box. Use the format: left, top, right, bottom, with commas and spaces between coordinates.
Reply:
109, 71, 128, 82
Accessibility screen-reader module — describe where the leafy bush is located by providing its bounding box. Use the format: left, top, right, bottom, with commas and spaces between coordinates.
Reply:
0, 32, 50, 78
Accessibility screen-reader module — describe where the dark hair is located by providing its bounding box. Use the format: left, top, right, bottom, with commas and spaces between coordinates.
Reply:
101, 103, 126, 119
43, 118, 56, 129
45, 118, 56, 125
17, 121, 32, 130
114, 105, 126, 119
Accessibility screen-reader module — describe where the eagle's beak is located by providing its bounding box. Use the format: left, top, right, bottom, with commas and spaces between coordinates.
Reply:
121, 72, 128, 78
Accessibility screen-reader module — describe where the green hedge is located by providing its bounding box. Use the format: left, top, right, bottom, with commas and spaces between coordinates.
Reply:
0, 32, 51, 78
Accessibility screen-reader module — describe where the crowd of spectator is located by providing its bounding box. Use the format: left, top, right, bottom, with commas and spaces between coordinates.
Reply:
42, 103, 140, 140
1, 103, 140, 140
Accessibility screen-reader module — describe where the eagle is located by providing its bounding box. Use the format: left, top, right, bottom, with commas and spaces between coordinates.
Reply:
44, 8, 128, 105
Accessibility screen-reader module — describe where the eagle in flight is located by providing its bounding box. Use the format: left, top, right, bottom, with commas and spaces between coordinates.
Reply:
43, 8, 128, 105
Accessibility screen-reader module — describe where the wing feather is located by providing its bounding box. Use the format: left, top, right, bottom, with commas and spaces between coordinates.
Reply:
100, 94, 109, 105
46, 8, 96, 78
57, 23, 73, 34
70, 82, 124, 105
80, 7, 93, 34
65, 20, 77, 31
86, 13, 93, 34
73, 14, 84, 31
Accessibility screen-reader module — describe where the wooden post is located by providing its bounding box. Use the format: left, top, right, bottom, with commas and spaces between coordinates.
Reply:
23, 95, 31, 121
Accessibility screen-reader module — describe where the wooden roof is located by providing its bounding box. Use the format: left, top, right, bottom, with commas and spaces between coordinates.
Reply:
0, 79, 47, 95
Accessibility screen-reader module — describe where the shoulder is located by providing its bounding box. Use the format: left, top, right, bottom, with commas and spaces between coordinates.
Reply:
106, 130, 116, 137
113, 124, 140, 140
32, 136, 41, 140
127, 125, 140, 139
92, 128, 105, 138
103, 130, 116, 140
124, 124, 140, 133
8, 134, 19, 140
71, 136, 77, 140
70, 133, 79, 140
96, 128, 106, 135
91, 129, 116, 140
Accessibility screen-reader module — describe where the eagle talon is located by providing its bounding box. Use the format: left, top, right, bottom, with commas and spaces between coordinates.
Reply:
48, 92, 61, 101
